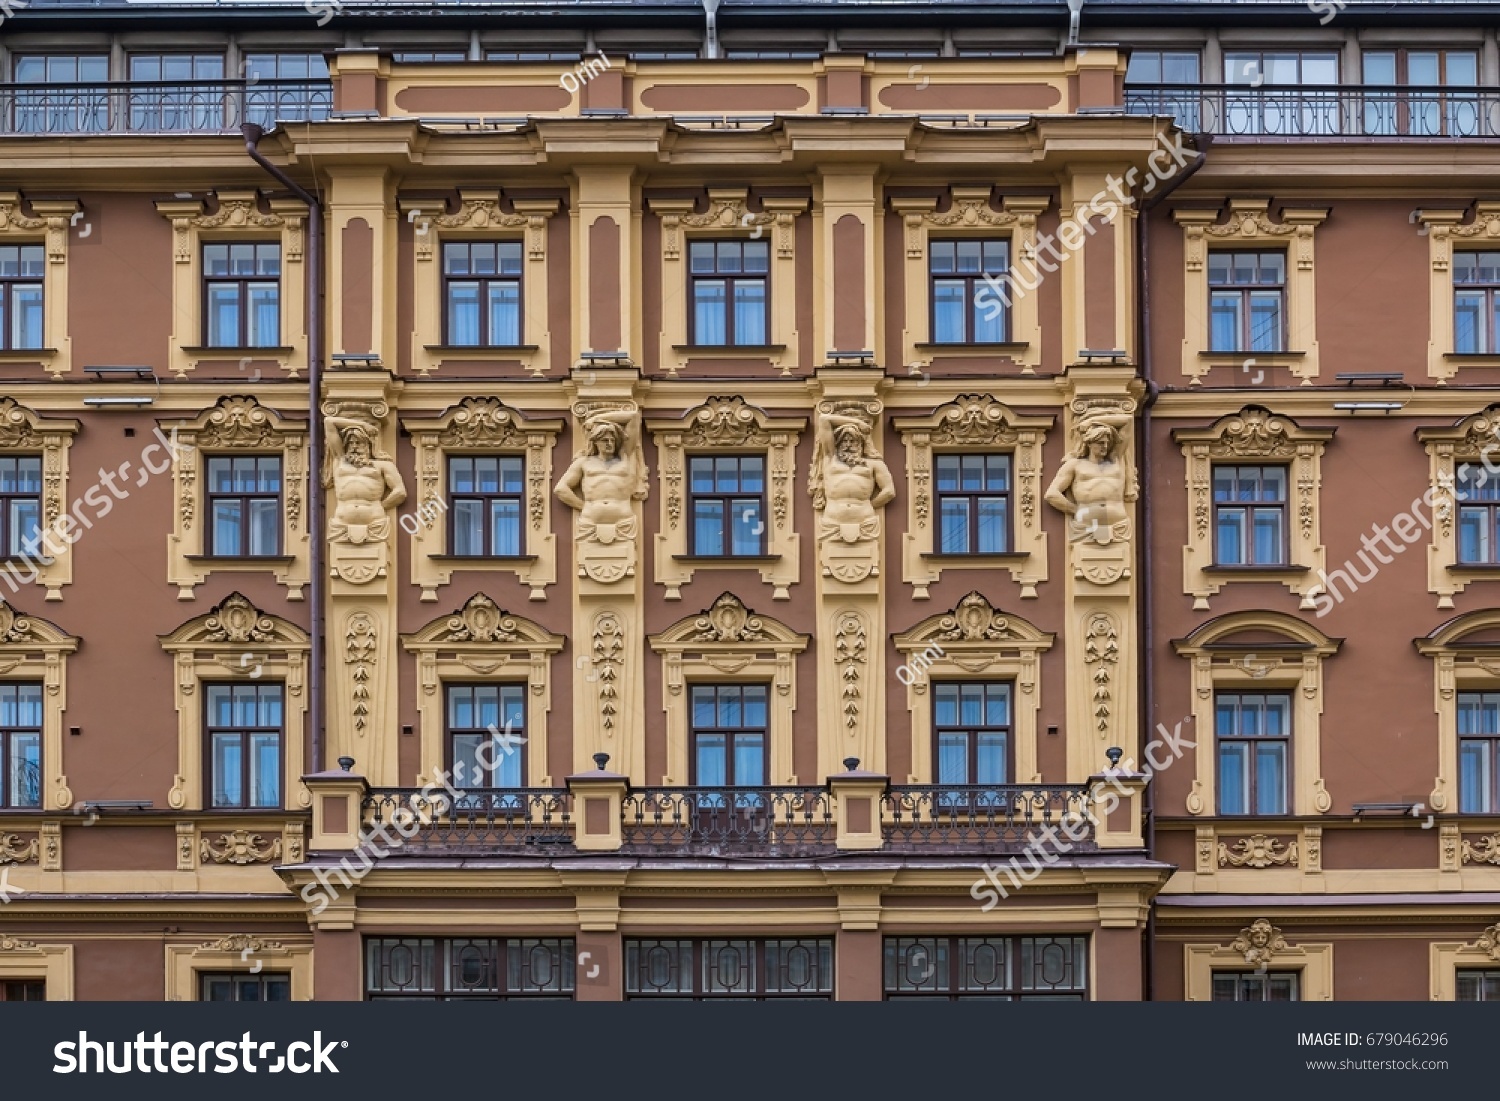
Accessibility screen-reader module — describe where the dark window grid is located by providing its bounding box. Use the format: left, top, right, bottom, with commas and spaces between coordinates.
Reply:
928, 238, 1010, 345
1207, 250, 1286, 353
206, 455, 283, 557
625, 938, 834, 999
0, 244, 44, 351
204, 682, 284, 809
1458, 691, 1500, 814
445, 683, 527, 790
1456, 969, 1500, 1001
688, 238, 770, 347
1362, 51, 1479, 136
441, 240, 523, 347
689, 684, 769, 787
11, 55, 110, 133
1457, 462, 1500, 563
883, 936, 1088, 1000
1215, 692, 1291, 816
447, 454, 526, 557
366, 937, 575, 999
933, 681, 1012, 788
0, 455, 42, 558
202, 242, 281, 348
0, 682, 42, 810
1212, 464, 1289, 566
934, 453, 1012, 554
0, 980, 45, 1001
1453, 251, 1500, 355
687, 454, 767, 557
200, 972, 291, 1002
1211, 971, 1300, 1001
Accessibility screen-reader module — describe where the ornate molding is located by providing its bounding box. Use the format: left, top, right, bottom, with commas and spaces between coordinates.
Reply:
1218, 834, 1299, 868
1461, 832, 1500, 865
651, 188, 805, 262
1473, 923, 1500, 962
1083, 612, 1120, 734
200, 830, 282, 865
591, 612, 625, 733
1229, 919, 1289, 968
406, 189, 558, 263
0, 937, 39, 952
345, 613, 377, 736
201, 934, 283, 955
0, 834, 37, 865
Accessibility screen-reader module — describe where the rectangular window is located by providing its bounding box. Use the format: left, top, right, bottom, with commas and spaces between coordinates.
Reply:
366, 937, 575, 999
0, 245, 45, 351
200, 973, 291, 1001
689, 239, 769, 346
1453, 251, 1500, 354
0, 980, 44, 1001
933, 682, 1011, 788
929, 239, 1009, 344
203, 242, 281, 348
0, 456, 43, 557
241, 53, 333, 128
446, 684, 526, 789
935, 453, 1011, 554
1456, 969, 1500, 1001
206, 456, 283, 557
448, 455, 525, 557
392, 52, 469, 63
1216, 692, 1291, 815
1208, 251, 1285, 352
1212, 464, 1288, 566
626, 938, 833, 999
690, 684, 768, 787
1223, 51, 1338, 136
12, 55, 110, 133
0, 683, 42, 810
1123, 49, 1202, 129
1212, 971, 1299, 1001
1458, 691, 1500, 814
688, 455, 766, 556
884, 936, 1087, 1000
1363, 49, 1478, 136
128, 53, 226, 131
442, 241, 522, 347
206, 683, 283, 809
1457, 463, 1500, 563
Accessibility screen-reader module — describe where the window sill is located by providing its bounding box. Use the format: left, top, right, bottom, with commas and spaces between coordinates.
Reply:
1447, 563, 1500, 574
183, 554, 296, 564
1202, 564, 1309, 574
671, 554, 782, 563
423, 345, 540, 355
180, 346, 294, 356
0, 554, 55, 566
428, 554, 539, 563
1197, 350, 1306, 365
1442, 353, 1500, 367
920, 552, 1029, 562
0, 348, 58, 360
670, 345, 786, 354
914, 342, 1030, 353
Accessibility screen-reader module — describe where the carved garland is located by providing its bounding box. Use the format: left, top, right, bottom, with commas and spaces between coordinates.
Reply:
1083, 612, 1119, 734
1218, 834, 1299, 868
656, 189, 800, 261
0, 834, 37, 865
833, 611, 868, 732
591, 611, 625, 733
1461, 833, 1500, 865
408, 190, 556, 263
345, 613, 377, 736
200, 830, 282, 865
160, 193, 304, 265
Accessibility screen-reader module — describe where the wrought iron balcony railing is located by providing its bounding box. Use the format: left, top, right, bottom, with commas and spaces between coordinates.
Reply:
362, 788, 574, 853
881, 783, 1095, 854
621, 786, 836, 856
1125, 83, 1500, 139
0, 80, 333, 135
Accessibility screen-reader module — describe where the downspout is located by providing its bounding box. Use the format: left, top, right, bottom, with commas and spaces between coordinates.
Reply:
1135, 129, 1211, 1002
241, 122, 326, 775
702, 0, 722, 59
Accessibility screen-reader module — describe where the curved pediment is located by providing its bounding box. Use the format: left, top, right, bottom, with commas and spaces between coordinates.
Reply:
159, 592, 308, 650
1417, 608, 1500, 654
896, 591, 1054, 651
650, 593, 808, 652
1174, 609, 1340, 656
0, 598, 77, 651
401, 593, 563, 652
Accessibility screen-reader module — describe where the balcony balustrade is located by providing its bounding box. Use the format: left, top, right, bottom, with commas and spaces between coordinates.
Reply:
1125, 83, 1500, 138
0, 80, 333, 135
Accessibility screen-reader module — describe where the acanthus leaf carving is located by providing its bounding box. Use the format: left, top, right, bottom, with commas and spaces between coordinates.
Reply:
1217, 834, 1299, 868
0, 833, 38, 865
591, 612, 625, 732
438, 593, 522, 644
202, 593, 276, 644
833, 611, 868, 731
199, 830, 282, 865
1461, 832, 1500, 865
685, 593, 771, 644
1083, 612, 1120, 733
345, 613, 377, 735
934, 591, 1014, 642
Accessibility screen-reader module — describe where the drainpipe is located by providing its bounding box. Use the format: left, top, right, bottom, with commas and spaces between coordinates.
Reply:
1066, 0, 1085, 47
1135, 129, 1211, 1002
241, 122, 326, 775
702, 0, 722, 59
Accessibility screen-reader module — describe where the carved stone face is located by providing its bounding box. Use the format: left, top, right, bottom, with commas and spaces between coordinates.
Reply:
595, 431, 619, 459
835, 428, 863, 465
345, 434, 372, 466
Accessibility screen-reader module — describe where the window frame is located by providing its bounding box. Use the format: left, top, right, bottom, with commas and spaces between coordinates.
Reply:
625, 938, 834, 1000
1207, 249, 1287, 354
1211, 463, 1290, 567
883, 935, 1089, 1001
686, 452, 768, 558
205, 454, 284, 558
0, 243, 45, 352
686, 237, 771, 348
443, 681, 528, 790
931, 680, 1013, 788
1456, 968, 1500, 1001
1210, 970, 1300, 1001
0, 979, 46, 1001
927, 237, 1010, 345
1214, 690, 1293, 817
440, 239, 525, 348
365, 937, 576, 1000
200, 240, 282, 349
446, 453, 527, 558
1456, 689, 1500, 815
933, 451, 1013, 556
199, 971, 292, 1002
0, 681, 43, 810
203, 681, 286, 810
687, 682, 770, 787
1451, 250, 1500, 355
0, 454, 43, 558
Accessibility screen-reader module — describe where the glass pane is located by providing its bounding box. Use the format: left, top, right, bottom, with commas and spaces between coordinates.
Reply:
212, 500, 243, 556
8, 732, 40, 808
1459, 508, 1491, 563
249, 732, 281, 807
693, 499, 725, 556
1249, 292, 1282, 351
733, 734, 765, 786
939, 498, 970, 554
937, 732, 969, 785
1461, 739, 1492, 813
1363, 52, 1396, 84
1252, 508, 1283, 564
1209, 291, 1241, 351
212, 732, 243, 807
731, 499, 762, 555
1255, 742, 1287, 814
1216, 507, 1246, 565
693, 280, 727, 344
1219, 741, 1249, 815
447, 282, 480, 345
12, 287, 43, 350
977, 497, 1008, 553
733, 280, 766, 345
487, 282, 520, 345
1456, 291, 1485, 353
976, 733, 1006, 785
206, 284, 241, 347
490, 499, 521, 556
249, 499, 279, 555
933, 281, 966, 343
696, 733, 727, 786
452, 499, 484, 555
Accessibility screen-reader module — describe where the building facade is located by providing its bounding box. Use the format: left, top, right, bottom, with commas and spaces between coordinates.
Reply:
0, 0, 1496, 1002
